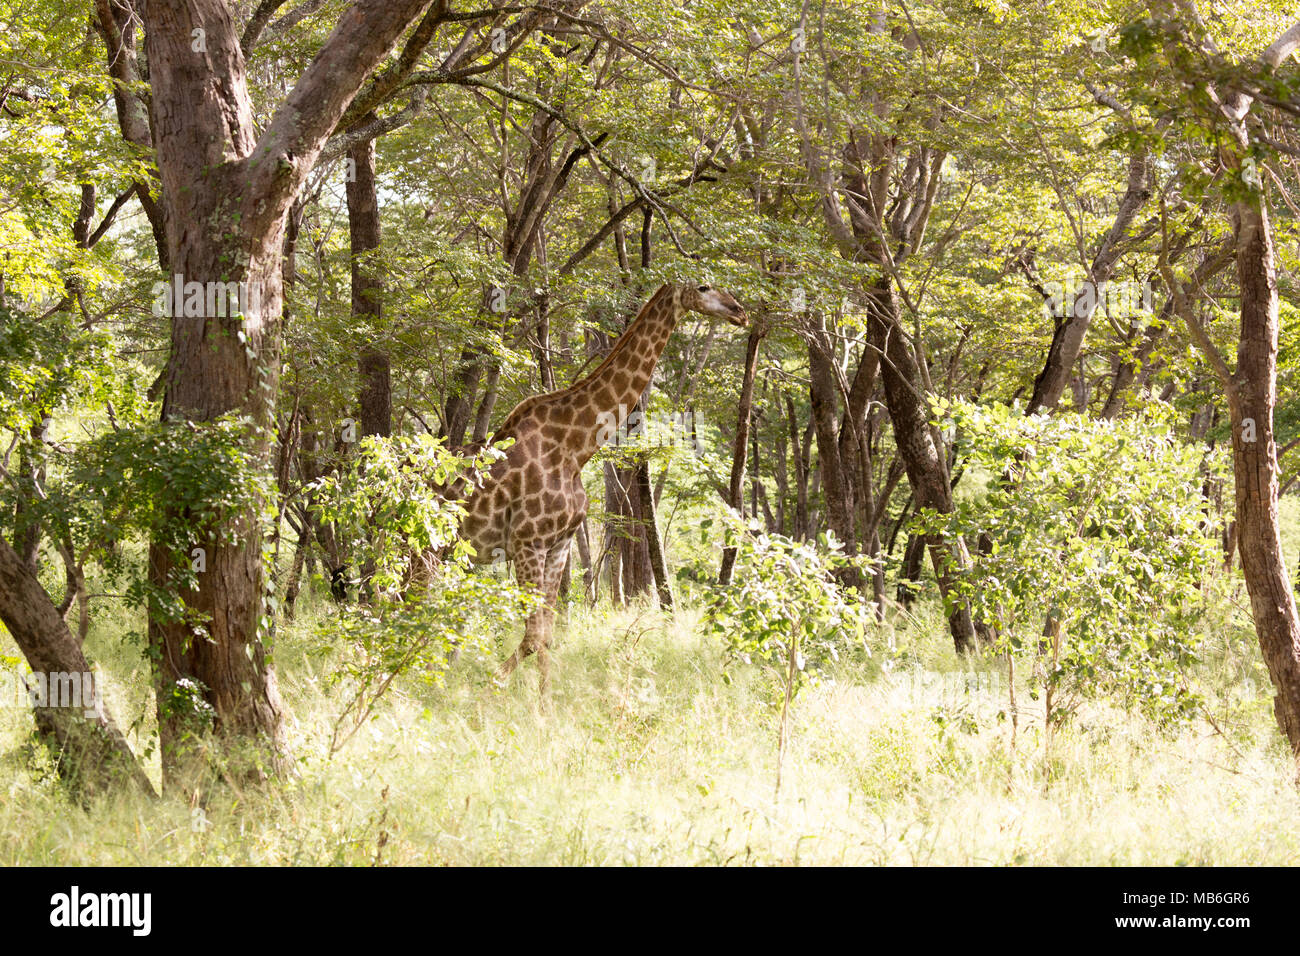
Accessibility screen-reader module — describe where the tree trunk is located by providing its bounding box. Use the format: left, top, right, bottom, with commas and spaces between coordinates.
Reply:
575, 517, 596, 604
1230, 196, 1300, 761
787, 396, 810, 541
139, 0, 437, 785
866, 278, 978, 652
0, 538, 154, 798
636, 463, 674, 609
897, 533, 926, 607
808, 326, 863, 589
617, 457, 655, 600
719, 329, 765, 585
442, 346, 482, 449
347, 118, 391, 440
1027, 149, 1152, 414
283, 509, 310, 621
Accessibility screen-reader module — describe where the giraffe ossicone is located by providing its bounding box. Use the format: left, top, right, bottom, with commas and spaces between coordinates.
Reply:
458, 281, 748, 698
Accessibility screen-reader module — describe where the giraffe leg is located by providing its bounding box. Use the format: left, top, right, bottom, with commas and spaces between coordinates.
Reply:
533, 539, 572, 701
497, 539, 571, 701
498, 545, 548, 683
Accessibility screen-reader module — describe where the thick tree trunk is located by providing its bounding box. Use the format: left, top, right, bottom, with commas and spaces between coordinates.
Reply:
347, 119, 391, 440
1230, 197, 1300, 760
0, 538, 154, 798
139, 0, 436, 785
866, 278, 978, 652
616, 458, 655, 600
837, 344, 887, 616
346, 119, 389, 601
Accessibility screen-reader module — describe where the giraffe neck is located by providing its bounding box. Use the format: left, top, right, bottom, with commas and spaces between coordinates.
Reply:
566, 284, 683, 464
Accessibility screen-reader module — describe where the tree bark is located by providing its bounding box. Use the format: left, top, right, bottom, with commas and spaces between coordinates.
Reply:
866, 278, 978, 652
787, 396, 810, 540
347, 117, 391, 440
139, 0, 437, 785
636, 463, 674, 609
1167, 18, 1300, 764
807, 326, 863, 589
0, 538, 154, 798
719, 328, 765, 585
1229, 195, 1300, 760
897, 532, 926, 606
92, 0, 169, 269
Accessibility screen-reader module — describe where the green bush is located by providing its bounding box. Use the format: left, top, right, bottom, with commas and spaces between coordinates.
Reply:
926, 399, 1223, 727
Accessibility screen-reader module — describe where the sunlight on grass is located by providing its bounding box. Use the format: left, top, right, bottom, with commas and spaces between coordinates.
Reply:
3, 582, 1299, 865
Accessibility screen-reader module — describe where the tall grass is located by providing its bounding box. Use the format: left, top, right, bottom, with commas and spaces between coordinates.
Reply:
3, 578, 1299, 865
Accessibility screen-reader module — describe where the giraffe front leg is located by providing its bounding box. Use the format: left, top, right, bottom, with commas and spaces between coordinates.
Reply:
499, 603, 550, 678
498, 545, 548, 685
533, 539, 573, 703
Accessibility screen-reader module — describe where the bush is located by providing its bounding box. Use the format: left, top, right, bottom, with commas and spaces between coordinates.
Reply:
309, 434, 541, 753
926, 399, 1223, 727
700, 510, 875, 794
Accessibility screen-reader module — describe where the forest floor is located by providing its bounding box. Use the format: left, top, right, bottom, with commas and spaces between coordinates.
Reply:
4, 537, 1300, 865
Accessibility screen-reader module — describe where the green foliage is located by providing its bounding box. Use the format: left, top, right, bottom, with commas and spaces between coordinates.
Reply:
0, 304, 122, 434
701, 509, 873, 701
927, 399, 1224, 725
324, 566, 541, 755
53, 415, 276, 628
309, 434, 505, 597
308, 434, 541, 752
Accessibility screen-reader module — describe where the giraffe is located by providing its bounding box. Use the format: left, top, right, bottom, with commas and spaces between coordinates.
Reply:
457, 281, 748, 697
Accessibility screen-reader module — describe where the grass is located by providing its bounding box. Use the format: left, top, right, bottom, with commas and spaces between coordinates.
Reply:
3, 576, 1300, 866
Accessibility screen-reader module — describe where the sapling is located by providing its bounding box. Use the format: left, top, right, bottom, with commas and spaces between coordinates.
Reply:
702, 509, 873, 798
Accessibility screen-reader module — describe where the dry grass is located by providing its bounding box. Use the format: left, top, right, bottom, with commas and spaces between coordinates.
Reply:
3, 586, 1298, 866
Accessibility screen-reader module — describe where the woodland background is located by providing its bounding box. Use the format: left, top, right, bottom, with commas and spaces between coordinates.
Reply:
2, 0, 1300, 864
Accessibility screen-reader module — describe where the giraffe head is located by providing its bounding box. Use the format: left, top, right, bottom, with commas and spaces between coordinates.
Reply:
679, 282, 748, 327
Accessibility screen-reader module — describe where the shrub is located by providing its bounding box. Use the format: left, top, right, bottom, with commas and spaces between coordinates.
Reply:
925, 399, 1223, 728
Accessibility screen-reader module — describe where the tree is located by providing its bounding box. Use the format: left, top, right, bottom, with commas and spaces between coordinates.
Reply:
127, 0, 448, 783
